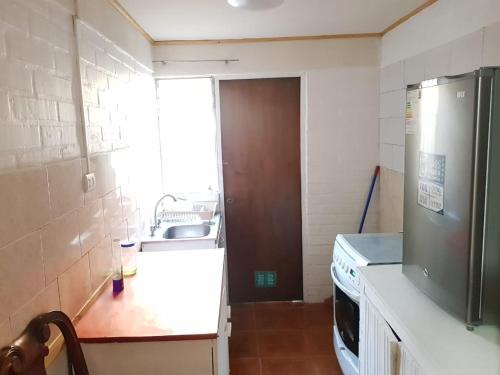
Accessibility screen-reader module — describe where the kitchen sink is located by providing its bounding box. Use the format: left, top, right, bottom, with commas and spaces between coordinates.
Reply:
163, 224, 211, 240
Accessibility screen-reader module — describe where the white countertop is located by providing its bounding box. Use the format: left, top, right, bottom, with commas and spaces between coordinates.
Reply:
359, 265, 500, 375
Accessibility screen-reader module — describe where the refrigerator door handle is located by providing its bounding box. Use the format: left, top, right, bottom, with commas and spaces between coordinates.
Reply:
467, 74, 492, 327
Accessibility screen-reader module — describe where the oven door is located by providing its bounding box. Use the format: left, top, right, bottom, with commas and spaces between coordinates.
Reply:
331, 263, 360, 375
334, 284, 359, 356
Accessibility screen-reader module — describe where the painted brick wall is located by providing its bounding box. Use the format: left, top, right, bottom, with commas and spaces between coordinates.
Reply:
304, 68, 380, 302
77, 21, 162, 222
0, 0, 158, 352
379, 16, 500, 232
78, 21, 145, 154
0, 0, 80, 170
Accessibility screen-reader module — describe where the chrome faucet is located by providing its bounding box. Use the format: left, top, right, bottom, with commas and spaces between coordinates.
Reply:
150, 194, 183, 236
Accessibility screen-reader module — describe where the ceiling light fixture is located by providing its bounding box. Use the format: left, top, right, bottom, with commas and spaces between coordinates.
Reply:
227, 0, 284, 11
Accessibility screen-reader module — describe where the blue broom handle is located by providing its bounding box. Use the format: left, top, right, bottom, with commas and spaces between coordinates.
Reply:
358, 165, 380, 233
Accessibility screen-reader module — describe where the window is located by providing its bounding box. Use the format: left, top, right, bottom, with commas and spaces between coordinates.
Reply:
157, 78, 219, 194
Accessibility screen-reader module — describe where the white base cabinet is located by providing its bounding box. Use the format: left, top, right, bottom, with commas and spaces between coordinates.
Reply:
81, 261, 230, 375
360, 289, 426, 375
398, 343, 426, 375
360, 294, 400, 375
214, 260, 231, 375
82, 321, 230, 375
358, 265, 499, 375
82, 340, 214, 375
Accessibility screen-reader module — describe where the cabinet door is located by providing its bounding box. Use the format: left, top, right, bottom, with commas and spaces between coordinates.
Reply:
213, 260, 230, 375
399, 342, 426, 375
360, 294, 400, 375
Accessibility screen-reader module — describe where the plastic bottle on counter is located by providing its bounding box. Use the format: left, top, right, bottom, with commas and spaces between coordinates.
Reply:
121, 239, 138, 276
112, 238, 124, 294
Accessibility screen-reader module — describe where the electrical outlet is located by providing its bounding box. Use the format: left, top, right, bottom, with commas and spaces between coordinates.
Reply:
84, 173, 96, 192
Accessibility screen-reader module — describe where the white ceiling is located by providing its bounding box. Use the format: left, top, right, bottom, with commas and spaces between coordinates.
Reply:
119, 0, 429, 41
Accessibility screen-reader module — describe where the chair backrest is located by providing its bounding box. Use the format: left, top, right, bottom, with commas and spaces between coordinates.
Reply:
0, 311, 89, 375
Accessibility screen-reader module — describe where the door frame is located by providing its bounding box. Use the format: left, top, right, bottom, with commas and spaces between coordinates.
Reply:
214, 72, 308, 300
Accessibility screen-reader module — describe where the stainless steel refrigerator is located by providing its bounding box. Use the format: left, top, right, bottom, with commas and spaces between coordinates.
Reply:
403, 67, 500, 328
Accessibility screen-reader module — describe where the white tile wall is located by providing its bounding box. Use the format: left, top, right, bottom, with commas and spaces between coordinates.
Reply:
424, 44, 452, 80
10, 281, 60, 342
58, 254, 92, 319
379, 143, 394, 171
88, 235, 112, 290
449, 30, 484, 76
483, 21, 500, 66
378, 62, 406, 173
404, 54, 425, 86
47, 157, 84, 218
41, 210, 82, 284
0, 232, 45, 322
380, 118, 405, 146
379, 89, 405, 119
380, 61, 404, 93
392, 145, 405, 174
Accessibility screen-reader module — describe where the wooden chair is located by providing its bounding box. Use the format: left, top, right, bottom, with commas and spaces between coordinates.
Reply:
0, 311, 89, 375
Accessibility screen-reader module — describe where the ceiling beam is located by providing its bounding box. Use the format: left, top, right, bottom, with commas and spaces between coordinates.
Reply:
381, 0, 438, 35
107, 0, 154, 43
110, 0, 439, 46
153, 33, 383, 46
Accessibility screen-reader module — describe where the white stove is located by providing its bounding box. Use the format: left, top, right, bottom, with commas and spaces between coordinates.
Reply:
331, 233, 403, 375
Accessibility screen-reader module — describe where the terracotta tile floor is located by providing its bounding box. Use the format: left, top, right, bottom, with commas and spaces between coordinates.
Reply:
229, 302, 342, 375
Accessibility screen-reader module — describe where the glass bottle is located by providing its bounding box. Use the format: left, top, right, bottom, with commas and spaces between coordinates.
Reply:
112, 238, 124, 294
121, 239, 138, 276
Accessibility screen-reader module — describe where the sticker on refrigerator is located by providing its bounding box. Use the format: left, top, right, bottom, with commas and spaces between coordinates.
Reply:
405, 90, 421, 135
417, 152, 446, 214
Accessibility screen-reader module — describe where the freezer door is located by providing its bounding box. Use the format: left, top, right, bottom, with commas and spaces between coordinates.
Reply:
403, 75, 487, 322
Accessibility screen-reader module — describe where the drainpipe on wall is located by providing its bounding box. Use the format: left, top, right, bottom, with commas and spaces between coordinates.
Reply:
72, 0, 92, 178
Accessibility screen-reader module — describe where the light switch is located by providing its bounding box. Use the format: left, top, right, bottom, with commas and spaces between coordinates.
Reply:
84, 173, 96, 192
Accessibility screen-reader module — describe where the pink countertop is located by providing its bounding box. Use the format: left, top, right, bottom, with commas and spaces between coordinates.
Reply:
75, 249, 225, 343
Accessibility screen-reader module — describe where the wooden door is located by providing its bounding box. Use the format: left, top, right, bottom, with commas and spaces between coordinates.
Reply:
219, 78, 302, 303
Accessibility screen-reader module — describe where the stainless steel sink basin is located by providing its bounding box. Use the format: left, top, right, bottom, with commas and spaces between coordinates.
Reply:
163, 224, 211, 240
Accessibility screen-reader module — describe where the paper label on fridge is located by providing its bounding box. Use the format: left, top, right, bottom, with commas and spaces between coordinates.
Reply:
417, 152, 446, 214
418, 180, 444, 213
405, 90, 421, 135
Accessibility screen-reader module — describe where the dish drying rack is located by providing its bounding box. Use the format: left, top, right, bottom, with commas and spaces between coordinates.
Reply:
160, 201, 218, 223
